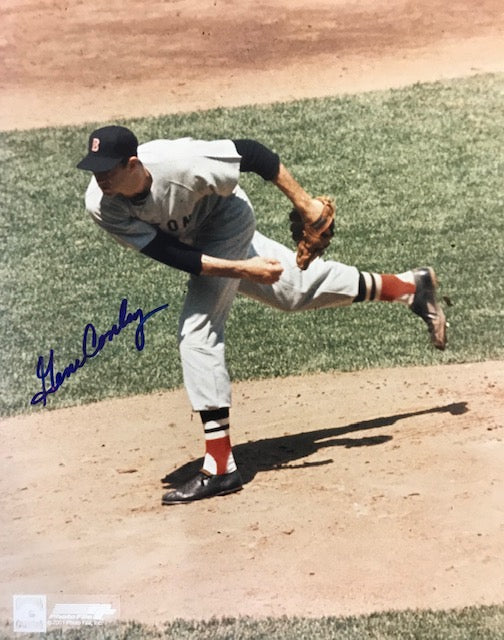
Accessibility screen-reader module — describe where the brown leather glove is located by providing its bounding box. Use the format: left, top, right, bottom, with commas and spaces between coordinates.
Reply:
289, 196, 335, 270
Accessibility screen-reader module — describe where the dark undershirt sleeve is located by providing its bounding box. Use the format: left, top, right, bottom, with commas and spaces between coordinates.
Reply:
232, 139, 280, 181
140, 229, 203, 275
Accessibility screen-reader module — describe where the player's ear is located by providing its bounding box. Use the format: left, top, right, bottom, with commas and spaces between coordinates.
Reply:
126, 156, 140, 171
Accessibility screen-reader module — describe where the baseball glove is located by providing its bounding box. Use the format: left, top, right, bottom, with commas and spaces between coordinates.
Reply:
289, 196, 335, 270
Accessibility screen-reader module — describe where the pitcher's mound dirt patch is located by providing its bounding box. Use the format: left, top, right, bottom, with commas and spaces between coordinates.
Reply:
1, 362, 503, 622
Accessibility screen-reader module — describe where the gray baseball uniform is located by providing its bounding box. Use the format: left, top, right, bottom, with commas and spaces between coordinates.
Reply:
84, 137, 359, 410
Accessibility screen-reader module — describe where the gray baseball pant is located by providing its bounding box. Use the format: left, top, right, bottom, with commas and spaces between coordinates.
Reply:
178, 187, 359, 411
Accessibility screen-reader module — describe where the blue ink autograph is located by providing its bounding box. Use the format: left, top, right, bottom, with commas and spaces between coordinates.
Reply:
30, 298, 169, 407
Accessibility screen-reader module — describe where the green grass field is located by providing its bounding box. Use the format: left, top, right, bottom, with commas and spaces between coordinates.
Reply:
1, 73, 503, 417
1, 605, 503, 639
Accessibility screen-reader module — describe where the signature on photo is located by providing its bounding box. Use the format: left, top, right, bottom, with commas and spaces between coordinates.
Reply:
30, 298, 169, 407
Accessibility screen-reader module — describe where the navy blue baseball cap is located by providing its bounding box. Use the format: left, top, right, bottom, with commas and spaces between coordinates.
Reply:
77, 125, 138, 172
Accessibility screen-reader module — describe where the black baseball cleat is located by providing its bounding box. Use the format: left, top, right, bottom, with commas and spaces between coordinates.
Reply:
410, 267, 447, 350
161, 469, 243, 505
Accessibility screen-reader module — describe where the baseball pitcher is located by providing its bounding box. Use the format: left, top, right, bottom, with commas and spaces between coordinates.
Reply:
77, 126, 446, 504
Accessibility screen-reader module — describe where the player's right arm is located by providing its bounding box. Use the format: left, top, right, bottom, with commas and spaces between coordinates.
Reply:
141, 229, 283, 283
200, 254, 283, 283
88, 196, 282, 284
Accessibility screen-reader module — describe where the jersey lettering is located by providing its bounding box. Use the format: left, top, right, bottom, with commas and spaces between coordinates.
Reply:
167, 220, 178, 232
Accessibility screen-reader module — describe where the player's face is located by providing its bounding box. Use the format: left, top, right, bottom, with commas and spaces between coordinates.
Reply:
94, 162, 131, 196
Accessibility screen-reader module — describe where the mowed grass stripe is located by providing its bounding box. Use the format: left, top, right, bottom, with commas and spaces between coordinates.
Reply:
1, 73, 503, 416
1, 604, 503, 639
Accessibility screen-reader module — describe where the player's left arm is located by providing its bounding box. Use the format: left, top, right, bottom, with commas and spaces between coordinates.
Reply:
233, 139, 324, 222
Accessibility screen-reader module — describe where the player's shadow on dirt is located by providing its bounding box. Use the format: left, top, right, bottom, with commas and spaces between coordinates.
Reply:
161, 401, 468, 487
